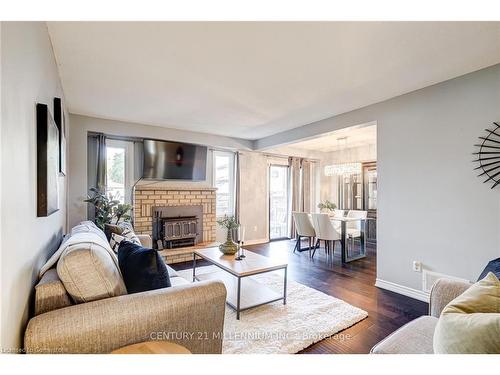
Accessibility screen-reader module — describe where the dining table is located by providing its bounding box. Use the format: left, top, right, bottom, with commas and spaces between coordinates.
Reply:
329, 216, 367, 263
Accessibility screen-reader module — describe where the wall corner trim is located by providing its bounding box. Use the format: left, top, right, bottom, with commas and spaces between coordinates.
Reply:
375, 278, 430, 303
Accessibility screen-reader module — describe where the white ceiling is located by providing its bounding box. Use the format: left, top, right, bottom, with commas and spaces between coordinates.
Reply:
47, 22, 500, 140
288, 123, 376, 153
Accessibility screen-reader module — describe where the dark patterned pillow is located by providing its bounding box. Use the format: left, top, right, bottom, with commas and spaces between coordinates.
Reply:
478, 258, 500, 281
109, 228, 141, 253
118, 241, 171, 293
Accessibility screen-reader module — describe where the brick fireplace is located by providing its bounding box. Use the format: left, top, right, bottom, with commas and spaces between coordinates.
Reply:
133, 186, 217, 263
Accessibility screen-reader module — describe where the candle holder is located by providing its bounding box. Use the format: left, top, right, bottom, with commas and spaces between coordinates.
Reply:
235, 240, 244, 261
238, 225, 246, 259
239, 242, 246, 258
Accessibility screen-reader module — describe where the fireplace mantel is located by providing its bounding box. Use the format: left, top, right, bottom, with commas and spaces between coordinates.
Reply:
135, 185, 217, 192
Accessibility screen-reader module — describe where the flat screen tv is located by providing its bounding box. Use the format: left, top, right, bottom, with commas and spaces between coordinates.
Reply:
142, 139, 207, 181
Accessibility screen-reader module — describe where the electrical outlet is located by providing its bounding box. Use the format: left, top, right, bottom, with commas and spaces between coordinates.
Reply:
253, 226, 258, 232
413, 261, 422, 272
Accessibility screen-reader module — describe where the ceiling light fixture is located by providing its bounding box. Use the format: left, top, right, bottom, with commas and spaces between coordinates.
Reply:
324, 162, 361, 176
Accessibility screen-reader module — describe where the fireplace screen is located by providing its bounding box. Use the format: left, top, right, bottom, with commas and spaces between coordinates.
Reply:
155, 216, 198, 249
152, 205, 203, 250
164, 216, 197, 240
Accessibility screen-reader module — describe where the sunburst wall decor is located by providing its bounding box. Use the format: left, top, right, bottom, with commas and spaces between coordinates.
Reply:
473, 122, 500, 189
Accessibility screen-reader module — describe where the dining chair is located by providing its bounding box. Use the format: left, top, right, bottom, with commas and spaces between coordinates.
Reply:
292, 212, 316, 257
310, 213, 341, 259
332, 209, 344, 231
333, 209, 345, 218
346, 210, 368, 253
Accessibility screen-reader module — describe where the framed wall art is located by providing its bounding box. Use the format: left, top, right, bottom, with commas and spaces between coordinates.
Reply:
53, 97, 66, 176
36, 103, 60, 217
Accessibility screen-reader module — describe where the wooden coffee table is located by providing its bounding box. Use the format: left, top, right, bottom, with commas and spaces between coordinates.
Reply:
111, 341, 191, 354
193, 247, 288, 320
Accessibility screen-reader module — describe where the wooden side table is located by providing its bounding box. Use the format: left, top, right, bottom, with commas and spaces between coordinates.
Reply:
111, 341, 192, 354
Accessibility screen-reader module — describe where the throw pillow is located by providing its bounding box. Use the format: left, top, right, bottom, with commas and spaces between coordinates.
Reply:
104, 223, 124, 241
117, 241, 171, 294
109, 228, 141, 253
478, 257, 500, 281
57, 231, 127, 303
433, 272, 500, 353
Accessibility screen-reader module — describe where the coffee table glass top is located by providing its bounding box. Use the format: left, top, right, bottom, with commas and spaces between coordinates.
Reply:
194, 247, 287, 277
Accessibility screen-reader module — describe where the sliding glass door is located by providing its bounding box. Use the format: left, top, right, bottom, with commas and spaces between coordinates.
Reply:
269, 165, 290, 240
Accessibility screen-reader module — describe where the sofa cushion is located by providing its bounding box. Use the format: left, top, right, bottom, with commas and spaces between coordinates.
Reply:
166, 265, 179, 278
370, 316, 438, 354
169, 276, 190, 287
57, 230, 127, 303
71, 221, 109, 243
39, 221, 108, 277
433, 272, 500, 354
118, 241, 171, 294
34, 268, 72, 315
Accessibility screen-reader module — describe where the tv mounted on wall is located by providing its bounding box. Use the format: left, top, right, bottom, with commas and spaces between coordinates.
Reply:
142, 139, 207, 181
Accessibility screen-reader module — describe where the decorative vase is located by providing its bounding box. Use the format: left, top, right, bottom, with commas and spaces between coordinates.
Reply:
219, 229, 238, 255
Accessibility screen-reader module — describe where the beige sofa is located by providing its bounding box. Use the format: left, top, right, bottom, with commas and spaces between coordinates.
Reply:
371, 278, 471, 354
24, 228, 227, 354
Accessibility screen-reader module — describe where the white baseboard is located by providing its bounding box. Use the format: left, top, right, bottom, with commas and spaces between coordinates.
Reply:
244, 238, 269, 246
375, 278, 430, 303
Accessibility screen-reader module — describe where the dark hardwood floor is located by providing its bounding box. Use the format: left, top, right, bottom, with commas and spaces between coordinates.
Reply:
172, 239, 428, 354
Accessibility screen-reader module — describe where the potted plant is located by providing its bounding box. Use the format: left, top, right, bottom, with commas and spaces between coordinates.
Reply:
317, 200, 337, 213
84, 187, 132, 230
217, 215, 239, 255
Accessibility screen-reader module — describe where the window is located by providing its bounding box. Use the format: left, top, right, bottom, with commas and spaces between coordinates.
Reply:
269, 165, 290, 239
213, 151, 235, 217
106, 140, 134, 204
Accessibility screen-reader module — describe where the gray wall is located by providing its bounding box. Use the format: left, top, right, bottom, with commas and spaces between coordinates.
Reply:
68, 114, 252, 229
1, 22, 68, 350
256, 64, 500, 292
238, 151, 271, 243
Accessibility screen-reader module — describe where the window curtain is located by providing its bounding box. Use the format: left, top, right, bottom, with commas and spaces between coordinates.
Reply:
96, 133, 107, 192
87, 133, 107, 220
234, 151, 241, 223
288, 157, 315, 238
301, 159, 312, 213
232, 151, 241, 240
289, 157, 301, 238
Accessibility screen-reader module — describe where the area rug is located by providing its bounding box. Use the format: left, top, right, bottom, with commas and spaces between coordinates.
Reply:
176, 266, 368, 354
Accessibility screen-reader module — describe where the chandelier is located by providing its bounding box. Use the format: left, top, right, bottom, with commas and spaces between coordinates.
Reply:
324, 163, 361, 176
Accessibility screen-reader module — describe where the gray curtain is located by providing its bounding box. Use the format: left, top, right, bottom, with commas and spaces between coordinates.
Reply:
301, 159, 312, 213
289, 157, 314, 238
231, 151, 241, 241
289, 157, 301, 238
87, 133, 107, 220
96, 133, 107, 192
234, 151, 241, 223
